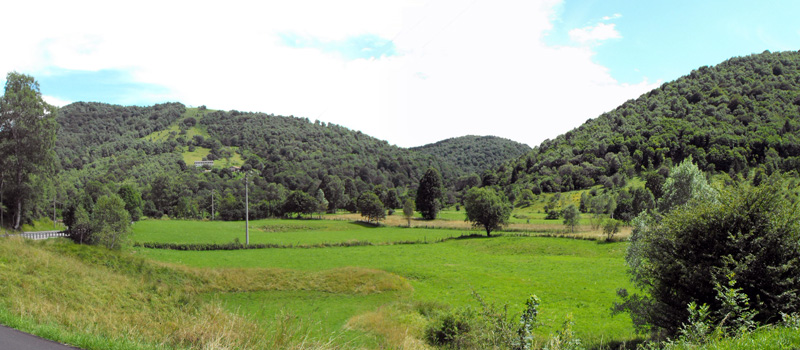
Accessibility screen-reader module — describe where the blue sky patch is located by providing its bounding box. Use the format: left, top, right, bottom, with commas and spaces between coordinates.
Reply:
34, 69, 171, 106
279, 32, 397, 60
546, 0, 800, 85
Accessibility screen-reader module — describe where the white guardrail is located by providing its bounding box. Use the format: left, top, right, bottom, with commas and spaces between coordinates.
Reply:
3, 231, 68, 240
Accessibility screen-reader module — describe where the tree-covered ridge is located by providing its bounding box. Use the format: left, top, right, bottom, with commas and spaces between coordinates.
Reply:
412, 135, 531, 176
56, 102, 185, 170
199, 109, 459, 191
500, 50, 800, 193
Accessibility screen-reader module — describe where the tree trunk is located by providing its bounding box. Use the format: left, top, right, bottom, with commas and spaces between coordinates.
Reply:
13, 197, 21, 230
486, 227, 491, 237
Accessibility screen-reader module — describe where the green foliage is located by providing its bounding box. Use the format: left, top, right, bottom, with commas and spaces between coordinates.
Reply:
616, 177, 800, 335
357, 192, 385, 224
90, 194, 132, 250
561, 204, 580, 233
282, 190, 317, 218
658, 157, 716, 212
463, 187, 512, 236
417, 168, 444, 220
498, 51, 800, 193
65, 204, 92, 244
424, 307, 475, 347
678, 302, 713, 345
412, 135, 531, 176
117, 184, 143, 221
0, 72, 57, 229
402, 198, 415, 227
518, 294, 541, 350
602, 218, 621, 241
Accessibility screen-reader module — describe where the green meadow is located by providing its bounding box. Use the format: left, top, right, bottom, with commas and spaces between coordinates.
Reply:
134, 219, 639, 347
132, 218, 467, 245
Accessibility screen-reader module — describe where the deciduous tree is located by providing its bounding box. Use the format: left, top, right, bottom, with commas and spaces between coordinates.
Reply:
0, 72, 57, 229
90, 194, 131, 250
562, 204, 580, 233
463, 187, 511, 236
357, 192, 385, 224
402, 198, 415, 227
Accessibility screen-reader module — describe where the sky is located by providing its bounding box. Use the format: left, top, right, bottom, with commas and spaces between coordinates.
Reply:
2, 1, 800, 148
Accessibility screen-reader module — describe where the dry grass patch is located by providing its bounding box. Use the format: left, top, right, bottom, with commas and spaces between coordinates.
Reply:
346, 303, 431, 350
189, 266, 412, 295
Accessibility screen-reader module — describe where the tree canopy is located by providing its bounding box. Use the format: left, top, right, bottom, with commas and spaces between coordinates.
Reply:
0, 72, 57, 229
357, 192, 385, 224
416, 168, 444, 220
463, 187, 512, 236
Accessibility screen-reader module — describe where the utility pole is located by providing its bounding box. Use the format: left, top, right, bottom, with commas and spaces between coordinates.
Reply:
245, 172, 250, 245
53, 193, 56, 230
211, 189, 215, 221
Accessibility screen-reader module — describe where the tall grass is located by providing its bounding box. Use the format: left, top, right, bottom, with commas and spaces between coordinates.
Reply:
0, 236, 396, 349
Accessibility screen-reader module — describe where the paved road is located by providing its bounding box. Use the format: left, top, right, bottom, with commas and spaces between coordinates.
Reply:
0, 325, 82, 349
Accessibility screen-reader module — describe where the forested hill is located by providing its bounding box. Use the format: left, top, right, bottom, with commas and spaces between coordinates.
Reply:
197, 109, 457, 190
412, 136, 531, 176
498, 50, 800, 193
56, 102, 185, 170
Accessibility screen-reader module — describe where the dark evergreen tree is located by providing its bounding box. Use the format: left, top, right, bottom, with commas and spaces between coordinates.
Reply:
416, 168, 443, 220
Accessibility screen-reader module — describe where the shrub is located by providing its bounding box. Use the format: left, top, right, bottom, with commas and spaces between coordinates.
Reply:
90, 194, 132, 250
602, 218, 621, 241
425, 308, 474, 347
615, 177, 800, 335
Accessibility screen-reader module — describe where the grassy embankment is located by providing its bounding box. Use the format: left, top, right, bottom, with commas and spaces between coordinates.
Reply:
0, 236, 409, 349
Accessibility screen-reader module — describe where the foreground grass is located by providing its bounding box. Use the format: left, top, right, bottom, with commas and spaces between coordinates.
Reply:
664, 326, 800, 350
0, 236, 410, 349
139, 233, 639, 346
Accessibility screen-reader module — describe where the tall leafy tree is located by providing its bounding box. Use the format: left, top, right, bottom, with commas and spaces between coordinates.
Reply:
658, 157, 716, 213
357, 192, 385, 224
90, 194, 132, 250
0, 72, 57, 229
562, 204, 580, 233
118, 184, 143, 221
282, 190, 317, 218
416, 168, 443, 220
402, 198, 415, 227
463, 187, 511, 236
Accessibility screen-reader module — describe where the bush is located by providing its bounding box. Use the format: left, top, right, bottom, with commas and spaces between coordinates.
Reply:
615, 178, 800, 335
425, 308, 474, 347
90, 194, 132, 250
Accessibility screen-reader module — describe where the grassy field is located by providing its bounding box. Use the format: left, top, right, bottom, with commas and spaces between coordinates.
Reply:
324, 210, 632, 240
135, 219, 640, 346
132, 218, 467, 245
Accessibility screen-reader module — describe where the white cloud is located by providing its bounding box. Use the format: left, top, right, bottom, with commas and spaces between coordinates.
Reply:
42, 95, 71, 107
569, 23, 622, 44
1, 0, 656, 148
602, 13, 622, 21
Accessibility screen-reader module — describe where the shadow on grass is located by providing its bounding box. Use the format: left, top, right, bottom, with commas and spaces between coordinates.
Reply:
349, 221, 381, 228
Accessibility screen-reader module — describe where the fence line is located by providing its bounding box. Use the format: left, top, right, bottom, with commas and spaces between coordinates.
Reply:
3, 231, 67, 240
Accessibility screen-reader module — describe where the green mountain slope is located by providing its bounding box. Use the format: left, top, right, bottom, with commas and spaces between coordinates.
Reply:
412, 135, 531, 176
499, 50, 800, 193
